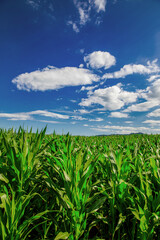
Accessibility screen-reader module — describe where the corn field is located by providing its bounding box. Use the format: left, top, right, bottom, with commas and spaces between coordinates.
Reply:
0, 127, 160, 239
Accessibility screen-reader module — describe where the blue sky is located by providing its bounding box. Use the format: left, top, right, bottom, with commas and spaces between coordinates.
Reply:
1, 0, 160, 135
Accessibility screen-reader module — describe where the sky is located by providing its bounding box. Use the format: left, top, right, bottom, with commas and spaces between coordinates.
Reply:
1, 0, 160, 135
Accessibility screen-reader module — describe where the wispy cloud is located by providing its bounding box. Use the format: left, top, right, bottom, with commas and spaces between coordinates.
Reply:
125, 121, 133, 124
29, 110, 69, 119
75, 109, 91, 114
0, 110, 69, 121
38, 120, 60, 124
26, 0, 41, 10
88, 117, 103, 122
103, 59, 160, 79
0, 113, 32, 121
92, 124, 160, 134
68, 0, 107, 32
93, 0, 107, 13
67, 21, 80, 33
70, 100, 77, 103
109, 112, 129, 118
26, 0, 54, 18
80, 84, 99, 94
73, 0, 91, 26
72, 115, 86, 121
147, 74, 160, 82
143, 119, 160, 125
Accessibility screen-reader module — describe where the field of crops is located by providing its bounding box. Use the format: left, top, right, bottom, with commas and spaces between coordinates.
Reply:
0, 127, 160, 239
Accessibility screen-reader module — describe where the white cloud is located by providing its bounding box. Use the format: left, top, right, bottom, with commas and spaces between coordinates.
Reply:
123, 100, 159, 113
92, 125, 160, 134
109, 112, 129, 118
143, 119, 160, 125
93, 0, 107, 12
73, 0, 91, 26
124, 78, 160, 113
147, 108, 160, 117
84, 51, 116, 70
29, 110, 69, 119
0, 113, 32, 121
103, 59, 160, 79
80, 48, 85, 54
26, 0, 40, 10
80, 84, 98, 93
39, 120, 59, 124
72, 116, 86, 121
147, 79, 160, 99
71, 0, 107, 32
12, 66, 99, 91
77, 109, 90, 114
79, 83, 139, 110
0, 110, 69, 121
67, 21, 80, 33
78, 6, 90, 25
125, 121, 133, 124
26, 0, 54, 15
147, 74, 160, 82
89, 117, 103, 121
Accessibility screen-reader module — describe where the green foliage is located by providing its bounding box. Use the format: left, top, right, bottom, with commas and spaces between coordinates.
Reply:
0, 128, 160, 239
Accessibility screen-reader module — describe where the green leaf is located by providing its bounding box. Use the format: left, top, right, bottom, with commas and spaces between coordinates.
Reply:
54, 232, 70, 240
87, 196, 106, 213
0, 174, 9, 183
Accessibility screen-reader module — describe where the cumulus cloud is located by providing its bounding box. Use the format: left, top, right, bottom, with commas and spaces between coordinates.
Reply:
147, 79, 160, 99
84, 51, 116, 70
103, 59, 160, 79
12, 66, 99, 91
109, 112, 129, 118
0, 110, 69, 121
124, 77, 160, 113
79, 83, 139, 110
